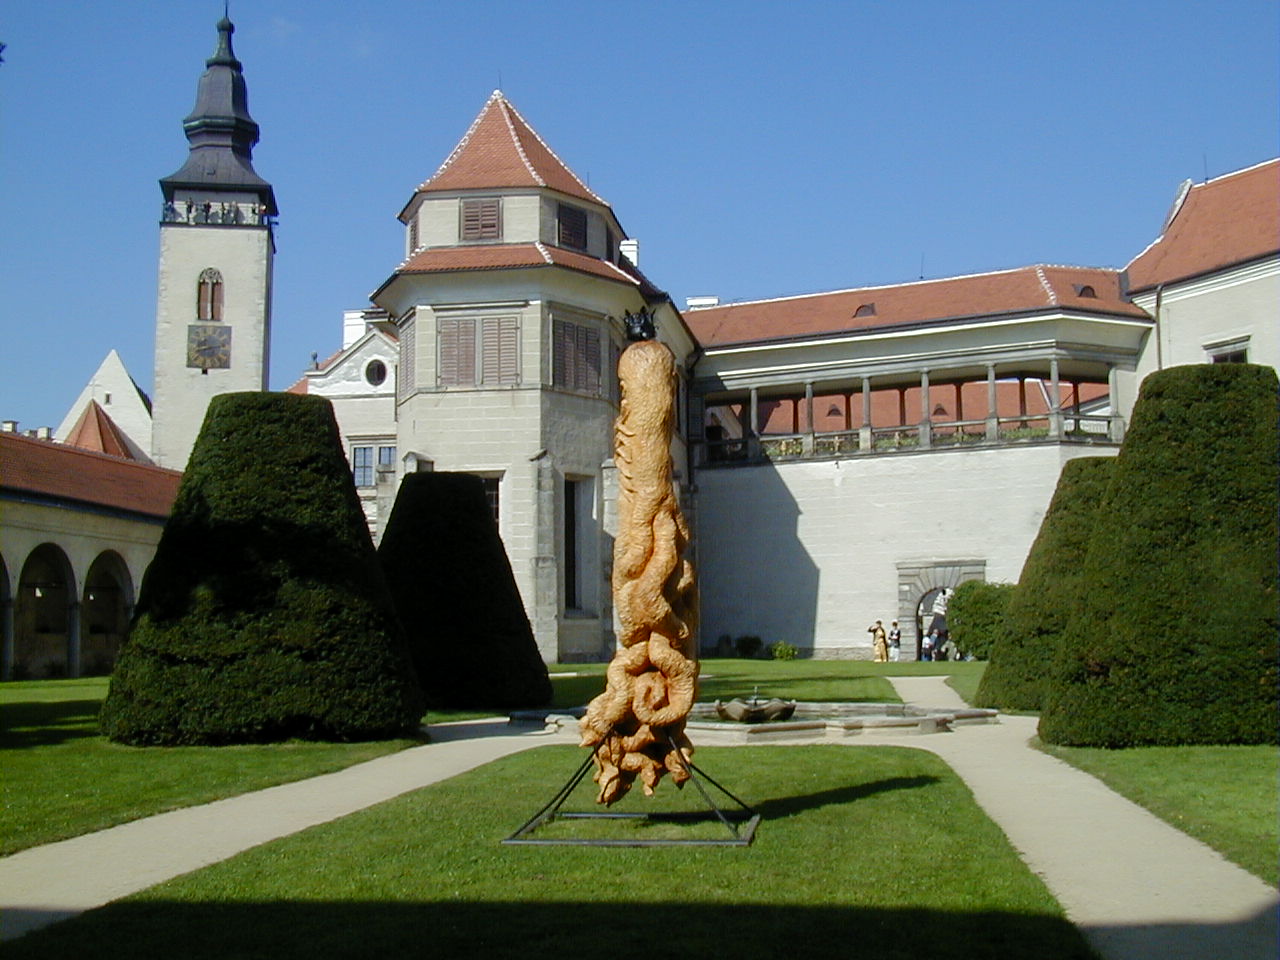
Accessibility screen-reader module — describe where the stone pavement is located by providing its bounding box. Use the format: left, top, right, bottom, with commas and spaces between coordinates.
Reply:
884, 676, 1278, 960
1, 680, 1276, 960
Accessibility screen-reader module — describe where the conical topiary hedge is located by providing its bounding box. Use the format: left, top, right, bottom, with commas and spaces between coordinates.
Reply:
378, 472, 552, 710
1038, 364, 1279, 746
100, 392, 425, 745
974, 457, 1115, 711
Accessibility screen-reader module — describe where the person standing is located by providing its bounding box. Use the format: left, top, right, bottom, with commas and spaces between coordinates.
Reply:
868, 620, 888, 662
887, 621, 901, 662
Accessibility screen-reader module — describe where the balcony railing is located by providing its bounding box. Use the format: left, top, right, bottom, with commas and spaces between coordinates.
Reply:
698, 412, 1121, 467
161, 200, 274, 227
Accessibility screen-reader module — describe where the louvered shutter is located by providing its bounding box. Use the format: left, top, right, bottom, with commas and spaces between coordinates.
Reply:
440, 317, 476, 385
481, 316, 519, 384
583, 325, 601, 394
461, 198, 501, 241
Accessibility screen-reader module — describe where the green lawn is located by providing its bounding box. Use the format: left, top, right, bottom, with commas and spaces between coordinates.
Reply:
6, 744, 1099, 960
1038, 741, 1279, 885
0, 679, 420, 856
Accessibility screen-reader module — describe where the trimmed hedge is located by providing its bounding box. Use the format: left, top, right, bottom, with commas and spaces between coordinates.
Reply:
947, 580, 1015, 661
974, 457, 1115, 710
100, 393, 425, 745
377, 473, 551, 710
1039, 364, 1279, 746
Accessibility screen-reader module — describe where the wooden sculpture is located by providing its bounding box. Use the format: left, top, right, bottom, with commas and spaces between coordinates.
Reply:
579, 335, 699, 805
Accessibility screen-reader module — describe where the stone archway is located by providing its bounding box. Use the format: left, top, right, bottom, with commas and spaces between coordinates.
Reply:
15, 544, 76, 679
82, 551, 134, 676
894, 559, 986, 660
1, 555, 12, 680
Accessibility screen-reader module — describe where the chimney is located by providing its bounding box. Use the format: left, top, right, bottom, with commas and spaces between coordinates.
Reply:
342, 310, 368, 349
36, 426, 52, 440
619, 238, 639, 267
685, 296, 720, 310
1, 420, 17, 433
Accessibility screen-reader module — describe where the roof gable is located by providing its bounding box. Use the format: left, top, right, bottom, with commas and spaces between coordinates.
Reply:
1126, 158, 1280, 292
410, 91, 606, 208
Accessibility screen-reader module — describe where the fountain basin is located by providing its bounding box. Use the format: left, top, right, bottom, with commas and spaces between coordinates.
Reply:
516, 702, 997, 740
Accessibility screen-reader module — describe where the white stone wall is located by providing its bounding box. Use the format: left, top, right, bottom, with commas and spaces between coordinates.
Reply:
151, 219, 273, 469
693, 443, 1115, 658
1129, 258, 1280, 404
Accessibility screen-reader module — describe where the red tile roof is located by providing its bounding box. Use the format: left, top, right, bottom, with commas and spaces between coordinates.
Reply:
410, 91, 607, 208
0, 432, 181, 519
1126, 159, 1280, 293
391, 242, 644, 288
687, 265, 1148, 348
62, 401, 136, 460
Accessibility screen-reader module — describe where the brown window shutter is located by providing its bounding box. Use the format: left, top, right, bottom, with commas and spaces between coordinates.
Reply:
440, 317, 477, 386
557, 204, 587, 250
461, 198, 501, 241
481, 316, 519, 385
584, 326, 601, 393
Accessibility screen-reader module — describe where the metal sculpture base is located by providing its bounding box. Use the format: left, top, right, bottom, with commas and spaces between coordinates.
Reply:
503, 736, 760, 847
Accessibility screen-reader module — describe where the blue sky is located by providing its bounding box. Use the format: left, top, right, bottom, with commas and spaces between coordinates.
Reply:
2, 0, 1276, 432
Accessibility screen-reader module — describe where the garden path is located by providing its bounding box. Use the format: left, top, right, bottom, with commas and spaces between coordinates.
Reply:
885, 675, 1278, 960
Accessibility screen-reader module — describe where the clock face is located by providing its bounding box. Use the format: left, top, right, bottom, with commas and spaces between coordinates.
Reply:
187, 324, 232, 370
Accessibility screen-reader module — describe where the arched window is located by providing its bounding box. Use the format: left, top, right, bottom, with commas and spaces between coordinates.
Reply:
197, 268, 224, 321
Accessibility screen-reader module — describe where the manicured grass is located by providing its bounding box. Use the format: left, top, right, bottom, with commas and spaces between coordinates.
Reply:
0, 679, 420, 856
7, 745, 1098, 960
1038, 741, 1279, 885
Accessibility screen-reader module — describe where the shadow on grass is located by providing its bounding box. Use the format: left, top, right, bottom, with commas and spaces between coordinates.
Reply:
3, 901, 1101, 960
0, 700, 101, 749
753, 775, 939, 819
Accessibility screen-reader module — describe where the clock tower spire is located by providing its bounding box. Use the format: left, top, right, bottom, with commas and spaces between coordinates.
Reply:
151, 14, 277, 469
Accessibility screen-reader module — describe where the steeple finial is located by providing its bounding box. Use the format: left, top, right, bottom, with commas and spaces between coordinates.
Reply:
158, 14, 277, 216
208, 12, 240, 68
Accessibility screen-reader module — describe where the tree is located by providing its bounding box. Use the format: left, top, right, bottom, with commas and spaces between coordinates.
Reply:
1039, 364, 1279, 746
948, 580, 1015, 661
100, 393, 424, 745
974, 457, 1115, 710
378, 473, 552, 709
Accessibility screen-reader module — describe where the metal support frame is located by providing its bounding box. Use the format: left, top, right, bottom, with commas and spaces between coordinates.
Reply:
503, 735, 761, 847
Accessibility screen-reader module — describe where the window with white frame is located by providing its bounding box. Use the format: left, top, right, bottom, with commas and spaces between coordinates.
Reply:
352, 445, 374, 487
1206, 337, 1250, 364
438, 315, 520, 387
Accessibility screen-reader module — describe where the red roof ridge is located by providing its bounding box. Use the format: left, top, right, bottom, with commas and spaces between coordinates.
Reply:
698, 264, 1115, 313
499, 95, 606, 205
1034, 266, 1058, 306
412, 91, 607, 207
1124, 157, 1279, 290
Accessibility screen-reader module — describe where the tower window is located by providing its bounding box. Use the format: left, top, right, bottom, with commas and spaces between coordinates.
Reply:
460, 198, 501, 241
197, 268, 224, 321
557, 203, 587, 250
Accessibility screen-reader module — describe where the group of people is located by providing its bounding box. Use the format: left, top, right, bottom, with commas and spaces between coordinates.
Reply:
867, 619, 902, 662
868, 586, 961, 662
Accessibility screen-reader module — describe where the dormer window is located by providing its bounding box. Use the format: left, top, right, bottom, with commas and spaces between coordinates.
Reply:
853, 302, 876, 318
557, 203, 587, 250
1073, 284, 1097, 298
460, 198, 501, 241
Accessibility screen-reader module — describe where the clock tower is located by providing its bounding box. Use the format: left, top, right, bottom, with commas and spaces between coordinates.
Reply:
151, 15, 277, 469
